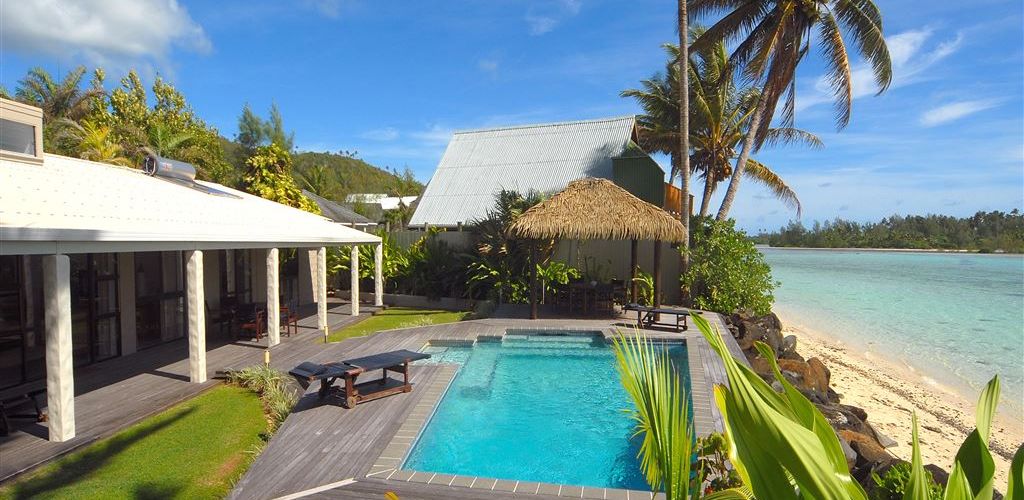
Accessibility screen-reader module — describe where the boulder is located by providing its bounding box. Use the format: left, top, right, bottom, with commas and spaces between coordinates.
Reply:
763, 312, 783, 332
781, 334, 798, 357
925, 464, 950, 487
765, 326, 784, 355
839, 429, 895, 468
777, 358, 808, 386
818, 403, 868, 434
839, 436, 857, 470
749, 356, 773, 379
866, 422, 897, 448
806, 357, 830, 393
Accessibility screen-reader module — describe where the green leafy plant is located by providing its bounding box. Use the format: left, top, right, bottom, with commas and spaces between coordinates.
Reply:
402, 229, 471, 299
693, 312, 867, 499
227, 365, 297, 431
869, 462, 943, 500
632, 270, 655, 305
536, 261, 580, 302
466, 190, 551, 303
695, 433, 744, 495
242, 143, 320, 214
611, 331, 695, 498
683, 217, 775, 314
904, 375, 1024, 500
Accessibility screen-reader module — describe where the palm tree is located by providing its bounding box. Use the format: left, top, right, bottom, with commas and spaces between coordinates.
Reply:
15, 66, 102, 122
688, 39, 820, 217
146, 122, 195, 157
296, 164, 333, 197
624, 43, 812, 219
59, 119, 132, 167
690, 0, 893, 220
677, 0, 692, 301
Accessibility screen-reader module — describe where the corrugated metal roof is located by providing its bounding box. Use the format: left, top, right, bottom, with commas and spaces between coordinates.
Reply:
409, 115, 638, 227
302, 189, 375, 225
1, 154, 380, 255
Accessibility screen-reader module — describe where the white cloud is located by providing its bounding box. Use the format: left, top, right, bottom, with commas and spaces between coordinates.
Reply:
359, 127, 400, 141
478, 58, 499, 76
409, 124, 454, 145
799, 28, 962, 111
0, 0, 210, 67
524, 0, 582, 35
920, 100, 999, 127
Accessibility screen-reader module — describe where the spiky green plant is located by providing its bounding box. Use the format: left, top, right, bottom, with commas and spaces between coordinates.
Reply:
904, 376, 1024, 500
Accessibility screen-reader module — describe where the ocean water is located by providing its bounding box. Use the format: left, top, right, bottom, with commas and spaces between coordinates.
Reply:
761, 247, 1024, 418
405, 334, 689, 490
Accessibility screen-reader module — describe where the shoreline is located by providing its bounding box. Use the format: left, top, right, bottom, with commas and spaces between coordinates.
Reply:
757, 245, 1022, 255
775, 312, 1022, 488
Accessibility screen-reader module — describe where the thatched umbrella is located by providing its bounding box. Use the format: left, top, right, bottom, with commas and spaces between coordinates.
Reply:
508, 178, 686, 319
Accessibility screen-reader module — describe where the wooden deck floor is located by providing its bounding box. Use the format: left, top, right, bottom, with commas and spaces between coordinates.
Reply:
0, 300, 377, 483
231, 313, 744, 500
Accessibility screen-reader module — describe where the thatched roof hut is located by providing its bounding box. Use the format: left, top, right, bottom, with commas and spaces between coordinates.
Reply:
508, 178, 685, 242
508, 177, 684, 319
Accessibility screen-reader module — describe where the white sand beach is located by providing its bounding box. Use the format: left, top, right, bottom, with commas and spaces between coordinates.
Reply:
777, 313, 1022, 489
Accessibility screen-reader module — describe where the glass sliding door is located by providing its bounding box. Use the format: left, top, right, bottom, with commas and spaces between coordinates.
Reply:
69, 253, 121, 367
135, 251, 185, 350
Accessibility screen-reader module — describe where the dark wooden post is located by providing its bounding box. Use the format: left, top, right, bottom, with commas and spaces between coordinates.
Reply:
530, 244, 539, 320
653, 240, 662, 316
630, 239, 639, 303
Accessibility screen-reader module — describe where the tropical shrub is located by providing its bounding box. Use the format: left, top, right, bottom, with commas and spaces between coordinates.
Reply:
536, 261, 580, 302
331, 230, 409, 290
695, 433, 743, 495
683, 217, 775, 315
242, 143, 320, 214
227, 365, 297, 431
869, 462, 943, 500
632, 270, 655, 305
402, 229, 471, 299
466, 190, 552, 303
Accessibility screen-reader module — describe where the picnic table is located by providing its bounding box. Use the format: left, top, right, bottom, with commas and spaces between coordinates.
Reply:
289, 349, 430, 408
624, 303, 701, 332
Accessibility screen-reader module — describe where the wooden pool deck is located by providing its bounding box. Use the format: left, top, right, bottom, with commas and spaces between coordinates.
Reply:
230, 312, 744, 500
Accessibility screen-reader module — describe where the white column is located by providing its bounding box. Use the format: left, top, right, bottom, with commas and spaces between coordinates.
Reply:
374, 243, 384, 307
350, 245, 360, 316
316, 247, 328, 334
43, 254, 75, 442
266, 248, 280, 346
186, 250, 206, 383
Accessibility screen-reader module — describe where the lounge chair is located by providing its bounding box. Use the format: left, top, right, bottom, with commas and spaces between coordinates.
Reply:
624, 303, 701, 332
289, 349, 430, 408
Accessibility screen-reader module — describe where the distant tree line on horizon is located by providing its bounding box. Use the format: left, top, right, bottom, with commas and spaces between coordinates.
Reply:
755, 210, 1024, 253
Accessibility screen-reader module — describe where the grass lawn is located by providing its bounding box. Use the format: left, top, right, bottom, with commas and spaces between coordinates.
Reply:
0, 385, 266, 500
326, 306, 471, 343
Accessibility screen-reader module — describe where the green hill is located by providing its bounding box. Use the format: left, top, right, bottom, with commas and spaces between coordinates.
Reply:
220, 138, 423, 202
293, 151, 423, 199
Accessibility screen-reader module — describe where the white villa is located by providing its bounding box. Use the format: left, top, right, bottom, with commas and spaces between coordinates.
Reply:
0, 98, 385, 443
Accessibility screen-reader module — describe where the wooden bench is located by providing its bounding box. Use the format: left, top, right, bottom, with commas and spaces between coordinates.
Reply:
289, 349, 430, 409
0, 381, 47, 437
624, 303, 701, 332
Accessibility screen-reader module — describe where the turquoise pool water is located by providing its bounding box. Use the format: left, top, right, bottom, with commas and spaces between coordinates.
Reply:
404, 332, 689, 490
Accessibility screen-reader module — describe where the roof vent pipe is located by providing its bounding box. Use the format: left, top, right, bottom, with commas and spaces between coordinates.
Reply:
142, 149, 197, 182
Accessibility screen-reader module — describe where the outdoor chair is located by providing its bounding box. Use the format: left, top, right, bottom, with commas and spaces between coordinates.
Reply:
280, 302, 299, 337
238, 306, 265, 341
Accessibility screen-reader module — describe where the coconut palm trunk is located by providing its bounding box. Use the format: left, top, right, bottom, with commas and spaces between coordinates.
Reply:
715, 94, 767, 221
699, 170, 715, 217
677, 0, 691, 303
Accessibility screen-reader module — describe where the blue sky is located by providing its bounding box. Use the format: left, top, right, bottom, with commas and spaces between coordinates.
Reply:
1, 0, 1021, 232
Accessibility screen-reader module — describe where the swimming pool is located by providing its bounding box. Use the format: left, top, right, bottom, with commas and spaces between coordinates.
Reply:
403, 331, 689, 491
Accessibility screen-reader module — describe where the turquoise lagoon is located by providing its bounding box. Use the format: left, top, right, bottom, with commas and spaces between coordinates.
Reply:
761, 247, 1024, 417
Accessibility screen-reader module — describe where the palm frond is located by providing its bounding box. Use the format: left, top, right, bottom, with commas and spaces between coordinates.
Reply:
760, 127, 823, 149
834, 0, 892, 94
745, 159, 801, 217
818, 11, 855, 129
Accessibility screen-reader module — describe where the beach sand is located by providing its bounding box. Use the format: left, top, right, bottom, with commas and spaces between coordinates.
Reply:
777, 313, 1023, 489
